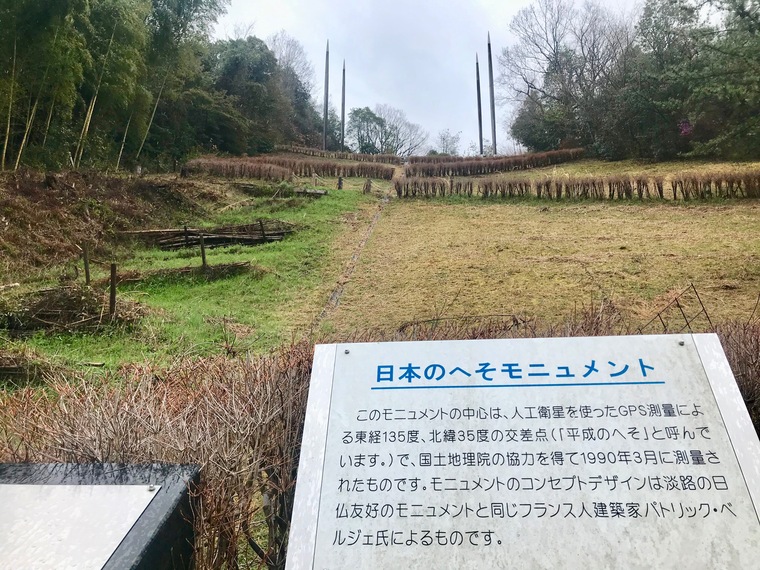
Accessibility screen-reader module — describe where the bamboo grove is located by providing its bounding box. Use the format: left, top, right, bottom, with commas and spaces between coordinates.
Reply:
0, 1, 331, 172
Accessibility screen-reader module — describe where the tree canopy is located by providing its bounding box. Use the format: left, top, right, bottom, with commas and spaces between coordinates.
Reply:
0, 1, 331, 170
346, 105, 428, 156
500, 0, 760, 160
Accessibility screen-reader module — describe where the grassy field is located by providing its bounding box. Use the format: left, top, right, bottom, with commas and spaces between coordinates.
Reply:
6, 177, 384, 367
2, 158, 759, 370
324, 198, 760, 332
481, 158, 760, 180
2, 156, 759, 570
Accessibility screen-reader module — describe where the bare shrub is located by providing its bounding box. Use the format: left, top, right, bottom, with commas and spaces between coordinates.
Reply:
183, 158, 293, 183
717, 320, 760, 429
2, 284, 144, 333
404, 148, 584, 177
396, 168, 760, 202
275, 145, 401, 165
1, 307, 759, 569
0, 342, 314, 570
250, 156, 395, 180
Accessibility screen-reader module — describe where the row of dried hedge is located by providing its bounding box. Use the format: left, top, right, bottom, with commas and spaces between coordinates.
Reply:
403, 148, 585, 177
275, 145, 401, 165
183, 157, 293, 182
251, 156, 395, 180
182, 155, 395, 181
394, 169, 760, 199
407, 154, 476, 164
1, 306, 759, 569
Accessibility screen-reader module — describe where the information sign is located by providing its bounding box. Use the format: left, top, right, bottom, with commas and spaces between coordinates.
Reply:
287, 334, 760, 569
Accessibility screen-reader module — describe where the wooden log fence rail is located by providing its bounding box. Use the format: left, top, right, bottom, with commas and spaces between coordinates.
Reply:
120, 221, 295, 250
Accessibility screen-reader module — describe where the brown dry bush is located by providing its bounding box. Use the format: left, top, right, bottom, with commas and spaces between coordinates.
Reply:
403, 148, 585, 177
183, 158, 293, 182
408, 154, 477, 164
392, 176, 456, 198
251, 156, 395, 180
274, 145, 401, 165
2, 285, 144, 334
0, 347, 56, 386
716, 320, 760, 429
0, 342, 314, 570
0, 171, 205, 277
396, 168, 760, 201
668, 169, 760, 200
2, 308, 759, 569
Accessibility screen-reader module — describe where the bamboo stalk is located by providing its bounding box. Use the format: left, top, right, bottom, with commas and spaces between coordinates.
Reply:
75, 24, 117, 168
14, 27, 59, 170
2, 36, 17, 171
42, 89, 57, 148
115, 111, 133, 171
135, 72, 168, 161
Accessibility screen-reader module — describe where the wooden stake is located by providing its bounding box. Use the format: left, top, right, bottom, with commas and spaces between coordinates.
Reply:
200, 233, 207, 269
109, 263, 117, 317
83, 245, 91, 286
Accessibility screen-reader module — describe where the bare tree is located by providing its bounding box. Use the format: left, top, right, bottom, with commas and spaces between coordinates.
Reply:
499, 0, 638, 150
498, 0, 576, 103
267, 30, 315, 94
374, 103, 428, 156
435, 129, 462, 155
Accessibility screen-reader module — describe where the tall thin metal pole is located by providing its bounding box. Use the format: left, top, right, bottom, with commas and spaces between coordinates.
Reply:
476, 53, 484, 156
487, 32, 497, 155
341, 60, 346, 151
323, 40, 329, 150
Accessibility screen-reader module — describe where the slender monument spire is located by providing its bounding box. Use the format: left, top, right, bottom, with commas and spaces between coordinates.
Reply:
476, 53, 484, 156
487, 32, 497, 155
341, 60, 346, 151
323, 40, 329, 150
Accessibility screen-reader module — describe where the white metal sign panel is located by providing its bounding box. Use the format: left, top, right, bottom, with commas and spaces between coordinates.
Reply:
287, 334, 760, 569
0, 484, 160, 569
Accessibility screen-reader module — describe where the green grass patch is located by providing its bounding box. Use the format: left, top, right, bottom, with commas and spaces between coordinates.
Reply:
23, 184, 375, 368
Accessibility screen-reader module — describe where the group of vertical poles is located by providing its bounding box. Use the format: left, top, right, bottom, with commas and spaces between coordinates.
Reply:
476, 33, 497, 156
324, 35, 496, 156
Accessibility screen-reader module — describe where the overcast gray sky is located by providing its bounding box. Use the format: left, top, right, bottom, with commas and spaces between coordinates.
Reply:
215, 0, 633, 154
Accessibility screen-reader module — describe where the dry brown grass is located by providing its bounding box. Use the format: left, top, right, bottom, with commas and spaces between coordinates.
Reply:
325, 200, 760, 332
